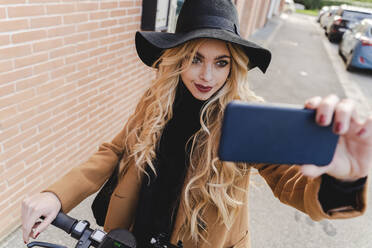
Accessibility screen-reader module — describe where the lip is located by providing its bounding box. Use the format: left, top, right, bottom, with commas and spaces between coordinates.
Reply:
195, 83, 212, 93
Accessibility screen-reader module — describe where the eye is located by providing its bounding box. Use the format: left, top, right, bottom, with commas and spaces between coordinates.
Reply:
192, 56, 201, 64
216, 60, 229, 67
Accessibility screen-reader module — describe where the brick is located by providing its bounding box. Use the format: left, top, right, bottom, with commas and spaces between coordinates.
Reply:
77, 2, 98, 11
127, 7, 140, 15
0, 60, 12, 73
5, 145, 38, 171
0, 145, 21, 164
109, 42, 125, 52
89, 63, 107, 74
36, 78, 63, 95
33, 38, 63, 52
22, 128, 51, 148
3, 128, 37, 151
17, 93, 50, 112
30, 16, 62, 28
77, 22, 99, 32
118, 16, 132, 25
46, 4, 75, 15
29, 0, 60, 2
99, 52, 116, 63
65, 51, 89, 64
117, 32, 131, 41
100, 1, 118, 9
0, 67, 32, 85
12, 30, 47, 44
52, 98, 77, 115
110, 26, 125, 35
0, 19, 29, 32
0, 84, 14, 97
0, 127, 19, 144
64, 33, 88, 45
39, 128, 66, 148
99, 36, 117, 46
51, 64, 75, 79
37, 95, 64, 113
8, 160, 39, 186
16, 73, 49, 91
90, 29, 109, 40
110, 10, 126, 17
0, 8, 5, 19
77, 74, 97, 87
77, 40, 99, 52
20, 111, 52, 131
47, 25, 75, 38
100, 19, 117, 28
77, 57, 98, 71
50, 46, 76, 59
63, 13, 88, 24
33, 58, 64, 75
0, 109, 36, 131
0, 35, 9, 46
14, 53, 48, 69
66, 69, 88, 83
38, 112, 64, 131
8, 5, 45, 18
53, 113, 77, 132
0, 0, 25, 3
120, 1, 134, 7
89, 11, 109, 20
0, 106, 17, 120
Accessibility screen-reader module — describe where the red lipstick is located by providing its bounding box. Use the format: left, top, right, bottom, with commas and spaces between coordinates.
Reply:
195, 83, 212, 93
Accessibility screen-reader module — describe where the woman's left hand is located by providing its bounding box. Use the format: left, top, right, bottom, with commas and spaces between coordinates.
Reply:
300, 94, 372, 182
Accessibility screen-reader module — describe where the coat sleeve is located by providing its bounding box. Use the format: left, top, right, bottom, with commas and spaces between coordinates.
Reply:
253, 163, 368, 221
43, 125, 127, 213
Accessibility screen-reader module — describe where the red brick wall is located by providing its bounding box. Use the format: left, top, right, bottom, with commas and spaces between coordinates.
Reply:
0, 0, 154, 239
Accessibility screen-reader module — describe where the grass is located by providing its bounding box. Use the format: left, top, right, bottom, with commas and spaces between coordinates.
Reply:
295, 9, 319, 16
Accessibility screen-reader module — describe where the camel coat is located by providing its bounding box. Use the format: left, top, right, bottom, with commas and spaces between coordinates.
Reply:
46, 125, 368, 248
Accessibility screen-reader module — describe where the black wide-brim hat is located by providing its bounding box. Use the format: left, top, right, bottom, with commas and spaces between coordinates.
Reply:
135, 0, 272, 73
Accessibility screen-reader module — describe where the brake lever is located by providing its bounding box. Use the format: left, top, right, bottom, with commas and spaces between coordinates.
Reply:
27, 241, 67, 248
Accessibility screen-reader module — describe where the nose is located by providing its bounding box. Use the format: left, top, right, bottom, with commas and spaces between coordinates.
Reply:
199, 63, 212, 82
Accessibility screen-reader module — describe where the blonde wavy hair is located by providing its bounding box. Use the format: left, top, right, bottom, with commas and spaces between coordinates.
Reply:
119, 38, 263, 244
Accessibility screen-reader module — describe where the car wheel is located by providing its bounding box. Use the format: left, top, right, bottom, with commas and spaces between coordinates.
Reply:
345, 53, 354, 72
328, 33, 335, 42
338, 46, 344, 59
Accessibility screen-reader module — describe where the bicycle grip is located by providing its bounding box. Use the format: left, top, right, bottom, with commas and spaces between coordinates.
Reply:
50, 212, 77, 234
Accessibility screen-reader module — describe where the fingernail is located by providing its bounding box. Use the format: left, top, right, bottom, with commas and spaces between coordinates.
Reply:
318, 114, 326, 125
35, 232, 39, 238
24, 241, 27, 244
357, 128, 366, 136
335, 122, 342, 133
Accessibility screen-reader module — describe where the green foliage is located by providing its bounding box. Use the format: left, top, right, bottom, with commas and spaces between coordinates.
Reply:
294, 0, 372, 9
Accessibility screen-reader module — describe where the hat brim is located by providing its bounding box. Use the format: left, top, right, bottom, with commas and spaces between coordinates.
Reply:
135, 29, 272, 73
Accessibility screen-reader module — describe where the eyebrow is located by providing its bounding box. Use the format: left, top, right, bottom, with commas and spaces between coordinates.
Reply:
195, 52, 231, 60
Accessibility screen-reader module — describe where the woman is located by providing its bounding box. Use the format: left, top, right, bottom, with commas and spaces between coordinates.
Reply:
22, 0, 371, 247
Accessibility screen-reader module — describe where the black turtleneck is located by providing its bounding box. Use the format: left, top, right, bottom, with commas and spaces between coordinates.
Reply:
132, 81, 206, 247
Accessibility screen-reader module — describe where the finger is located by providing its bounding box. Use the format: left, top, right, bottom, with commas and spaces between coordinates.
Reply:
301, 164, 329, 178
33, 212, 57, 238
304, 96, 322, 109
357, 115, 372, 140
315, 94, 340, 126
21, 198, 34, 243
333, 99, 355, 134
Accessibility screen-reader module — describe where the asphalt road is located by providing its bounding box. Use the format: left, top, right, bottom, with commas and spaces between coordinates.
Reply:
248, 13, 372, 248
1, 12, 371, 248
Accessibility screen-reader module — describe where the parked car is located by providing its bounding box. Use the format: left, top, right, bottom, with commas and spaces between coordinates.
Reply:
326, 5, 372, 42
339, 18, 372, 71
319, 6, 339, 29
283, 0, 296, 14
317, 6, 330, 23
